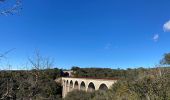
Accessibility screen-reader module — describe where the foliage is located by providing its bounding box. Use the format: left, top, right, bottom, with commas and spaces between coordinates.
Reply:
161, 53, 170, 65
0, 51, 170, 100
69, 52, 170, 100
71, 66, 148, 80
64, 90, 94, 100
0, 69, 62, 100
66, 67, 170, 100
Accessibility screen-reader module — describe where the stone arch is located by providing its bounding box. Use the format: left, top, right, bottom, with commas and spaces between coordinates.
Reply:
80, 81, 86, 91
63, 80, 65, 85
69, 80, 73, 91
74, 81, 79, 90
99, 83, 108, 91
87, 82, 95, 92
66, 80, 69, 92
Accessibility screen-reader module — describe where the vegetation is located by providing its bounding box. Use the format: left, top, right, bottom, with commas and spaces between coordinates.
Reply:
0, 51, 170, 100
65, 53, 170, 100
71, 66, 149, 79
66, 67, 170, 100
0, 51, 63, 99
0, 69, 62, 100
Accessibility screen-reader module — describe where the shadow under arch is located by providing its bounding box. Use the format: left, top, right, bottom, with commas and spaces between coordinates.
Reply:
80, 81, 86, 91
74, 81, 79, 90
69, 80, 73, 91
87, 82, 95, 92
63, 80, 65, 85
66, 80, 69, 92
99, 83, 108, 91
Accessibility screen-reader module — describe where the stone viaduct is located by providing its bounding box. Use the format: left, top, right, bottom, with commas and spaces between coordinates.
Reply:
62, 77, 117, 98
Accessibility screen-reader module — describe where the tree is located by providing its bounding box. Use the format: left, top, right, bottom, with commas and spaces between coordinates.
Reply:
160, 53, 170, 65
71, 66, 80, 71
0, 0, 22, 15
27, 51, 62, 99
0, 51, 62, 99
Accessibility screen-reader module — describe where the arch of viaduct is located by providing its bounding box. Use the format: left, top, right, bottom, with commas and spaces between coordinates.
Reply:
62, 77, 117, 98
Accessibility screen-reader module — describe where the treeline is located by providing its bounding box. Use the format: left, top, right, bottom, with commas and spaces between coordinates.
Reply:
0, 68, 62, 100
71, 66, 150, 79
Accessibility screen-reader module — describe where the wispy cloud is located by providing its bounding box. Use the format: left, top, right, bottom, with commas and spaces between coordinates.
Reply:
104, 43, 112, 50
163, 20, 170, 32
153, 34, 159, 42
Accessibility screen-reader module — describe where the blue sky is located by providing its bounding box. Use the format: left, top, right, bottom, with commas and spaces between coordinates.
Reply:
0, 0, 170, 69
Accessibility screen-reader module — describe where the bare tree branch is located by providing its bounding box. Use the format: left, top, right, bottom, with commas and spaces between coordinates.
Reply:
0, 0, 22, 16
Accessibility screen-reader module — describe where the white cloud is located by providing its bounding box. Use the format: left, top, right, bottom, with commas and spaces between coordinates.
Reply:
163, 20, 170, 32
153, 34, 159, 42
104, 43, 111, 50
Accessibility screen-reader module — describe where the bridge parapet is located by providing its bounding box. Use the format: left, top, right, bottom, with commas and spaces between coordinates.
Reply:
61, 77, 117, 98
